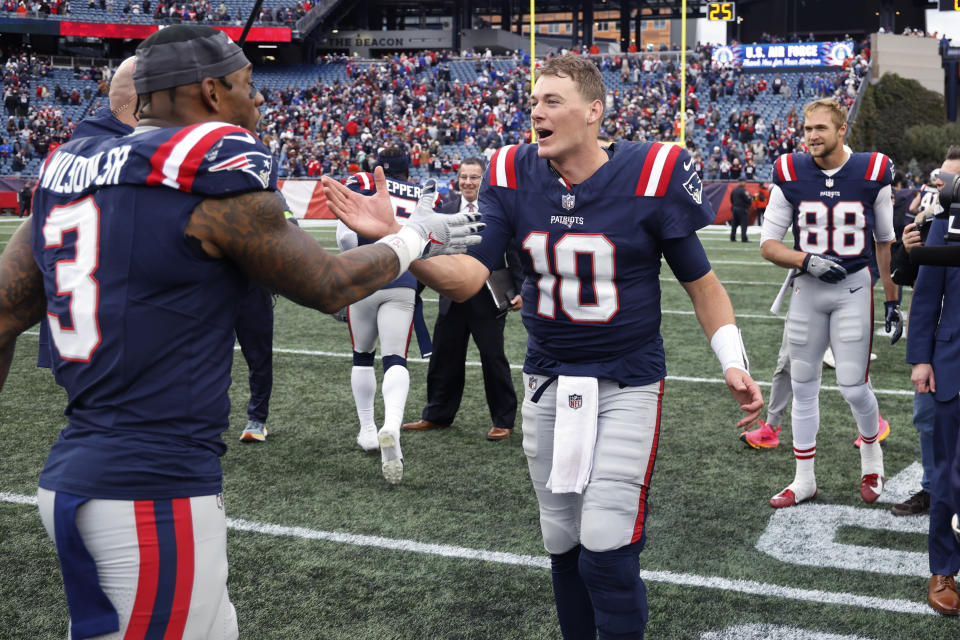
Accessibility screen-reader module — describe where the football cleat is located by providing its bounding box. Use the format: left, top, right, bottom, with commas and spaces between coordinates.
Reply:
356, 424, 379, 452
770, 485, 817, 509
853, 415, 891, 448
378, 427, 403, 485
239, 420, 268, 443
859, 474, 885, 503
739, 420, 781, 449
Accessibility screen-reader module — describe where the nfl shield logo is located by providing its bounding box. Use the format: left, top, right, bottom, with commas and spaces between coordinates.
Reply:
528, 376, 538, 390
825, 178, 834, 188
568, 394, 582, 410
561, 193, 575, 210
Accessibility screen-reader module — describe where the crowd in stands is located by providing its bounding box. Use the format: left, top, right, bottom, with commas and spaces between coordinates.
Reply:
2, 0, 72, 16
0, 41, 874, 183
256, 45, 870, 183
1, 50, 82, 174
260, 51, 531, 179
1, 0, 308, 23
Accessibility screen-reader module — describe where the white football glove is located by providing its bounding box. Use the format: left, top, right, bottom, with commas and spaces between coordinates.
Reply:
377, 179, 484, 272
404, 179, 484, 259
801, 253, 847, 283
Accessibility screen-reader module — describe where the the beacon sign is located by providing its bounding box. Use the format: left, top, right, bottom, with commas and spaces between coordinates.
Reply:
712, 41, 855, 69
316, 29, 452, 51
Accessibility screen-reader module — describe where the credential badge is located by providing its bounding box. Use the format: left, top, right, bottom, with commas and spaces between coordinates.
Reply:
561, 193, 575, 211
825, 178, 834, 188
568, 394, 582, 410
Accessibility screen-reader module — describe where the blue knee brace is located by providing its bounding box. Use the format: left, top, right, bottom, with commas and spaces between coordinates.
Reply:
382, 354, 407, 371
579, 540, 648, 640
352, 351, 375, 367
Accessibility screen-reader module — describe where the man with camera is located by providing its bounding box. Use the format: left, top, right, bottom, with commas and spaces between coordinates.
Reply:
904, 145, 960, 615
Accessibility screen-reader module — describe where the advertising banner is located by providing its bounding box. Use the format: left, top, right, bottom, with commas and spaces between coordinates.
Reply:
711, 41, 855, 69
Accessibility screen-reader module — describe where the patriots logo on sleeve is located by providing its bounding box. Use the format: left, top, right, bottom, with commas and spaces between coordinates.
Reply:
208, 152, 273, 189
683, 172, 703, 204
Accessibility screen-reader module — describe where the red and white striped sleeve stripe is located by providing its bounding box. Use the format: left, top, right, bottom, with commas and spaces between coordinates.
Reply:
635, 142, 682, 197
146, 122, 252, 192
354, 172, 374, 190
488, 144, 519, 189
775, 154, 797, 182
865, 152, 890, 181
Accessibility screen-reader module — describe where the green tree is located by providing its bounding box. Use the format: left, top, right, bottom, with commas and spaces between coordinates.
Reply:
904, 122, 960, 168
848, 73, 945, 165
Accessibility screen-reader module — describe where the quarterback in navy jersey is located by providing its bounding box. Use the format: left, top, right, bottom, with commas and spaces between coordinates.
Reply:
325, 54, 763, 640
0, 25, 480, 639
760, 98, 899, 510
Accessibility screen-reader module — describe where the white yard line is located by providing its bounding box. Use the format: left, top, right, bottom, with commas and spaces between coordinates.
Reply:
0, 491, 933, 617
17, 331, 913, 396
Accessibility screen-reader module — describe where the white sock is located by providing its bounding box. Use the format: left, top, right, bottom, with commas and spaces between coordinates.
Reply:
860, 440, 885, 477
790, 448, 817, 498
381, 365, 409, 434
789, 378, 821, 448
351, 366, 376, 428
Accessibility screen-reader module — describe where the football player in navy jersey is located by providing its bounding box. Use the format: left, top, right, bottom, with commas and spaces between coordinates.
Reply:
759, 98, 899, 509
36, 56, 139, 371
336, 146, 425, 484
0, 25, 480, 639
325, 54, 763, 640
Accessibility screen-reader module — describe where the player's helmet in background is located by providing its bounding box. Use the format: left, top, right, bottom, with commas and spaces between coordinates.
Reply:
378, 146, 410, 180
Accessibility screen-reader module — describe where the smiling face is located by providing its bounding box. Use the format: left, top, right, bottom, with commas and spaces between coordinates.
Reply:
803, 106, 845, 161
458, 161, 483, 202
530, 73, 603, 162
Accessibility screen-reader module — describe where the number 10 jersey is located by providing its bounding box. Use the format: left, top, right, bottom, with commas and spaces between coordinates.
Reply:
467, 142, 716, 386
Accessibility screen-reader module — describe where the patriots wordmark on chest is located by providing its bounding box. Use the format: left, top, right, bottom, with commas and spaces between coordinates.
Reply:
561, 193, 575, 210
569, 394, 582, 410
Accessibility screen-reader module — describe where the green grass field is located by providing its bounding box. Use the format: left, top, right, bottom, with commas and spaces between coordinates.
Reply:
0, 217, 949, 639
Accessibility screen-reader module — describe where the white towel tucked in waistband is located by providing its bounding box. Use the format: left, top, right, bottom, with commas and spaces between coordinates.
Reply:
546, 375, 599, 494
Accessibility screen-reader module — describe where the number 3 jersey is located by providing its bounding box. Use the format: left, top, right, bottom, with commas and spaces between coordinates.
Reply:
31, 121, 278, 500
468, 142, 716, 386
767, 151, 895, 274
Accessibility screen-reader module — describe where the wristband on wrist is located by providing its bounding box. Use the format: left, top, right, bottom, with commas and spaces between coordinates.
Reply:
710, 324, 749, 374
376, 226, 426, 274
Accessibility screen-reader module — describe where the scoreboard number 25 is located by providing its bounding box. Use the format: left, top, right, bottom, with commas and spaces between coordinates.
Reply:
707, 2, 736, 21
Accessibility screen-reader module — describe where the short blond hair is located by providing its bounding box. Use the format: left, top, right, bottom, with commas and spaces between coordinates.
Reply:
803, 98, 847, 130
537, 54, 606, 106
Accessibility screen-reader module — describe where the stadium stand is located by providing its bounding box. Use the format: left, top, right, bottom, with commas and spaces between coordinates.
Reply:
0, 0, 306, 24
0, 46, 869, 181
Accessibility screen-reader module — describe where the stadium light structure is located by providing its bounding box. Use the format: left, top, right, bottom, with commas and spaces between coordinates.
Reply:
531, 0, 536, 143
678, 0, 687, 148
239, 0, 266, 44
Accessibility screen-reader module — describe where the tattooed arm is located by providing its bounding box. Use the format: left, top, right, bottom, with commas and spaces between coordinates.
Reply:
0, 220, 46, 391
185, 191, 401, 313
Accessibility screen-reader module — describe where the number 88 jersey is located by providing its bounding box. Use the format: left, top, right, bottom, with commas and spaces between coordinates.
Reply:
771, 151, 895, 275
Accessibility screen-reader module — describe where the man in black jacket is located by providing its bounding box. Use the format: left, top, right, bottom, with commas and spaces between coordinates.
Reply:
403, 157, 523, 440
729, 178, 752, 242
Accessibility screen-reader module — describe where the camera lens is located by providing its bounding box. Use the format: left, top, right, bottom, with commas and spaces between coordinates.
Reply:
939, 173, 960, 210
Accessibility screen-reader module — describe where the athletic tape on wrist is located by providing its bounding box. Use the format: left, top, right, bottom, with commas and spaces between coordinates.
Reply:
710, 324, 749, 374
376, 226, 426, 274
